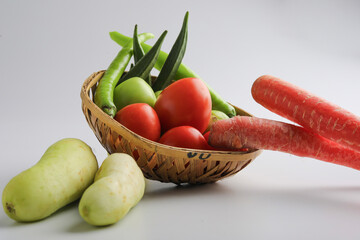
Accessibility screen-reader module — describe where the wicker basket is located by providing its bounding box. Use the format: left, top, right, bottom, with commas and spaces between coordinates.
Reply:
80, 70, 262, 184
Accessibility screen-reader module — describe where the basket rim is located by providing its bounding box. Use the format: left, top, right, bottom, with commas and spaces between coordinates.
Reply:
80, 70, 262, 162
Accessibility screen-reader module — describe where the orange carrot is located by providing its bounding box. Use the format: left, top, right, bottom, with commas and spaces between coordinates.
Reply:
251, 75, 360, 152
209, 116, 360, 170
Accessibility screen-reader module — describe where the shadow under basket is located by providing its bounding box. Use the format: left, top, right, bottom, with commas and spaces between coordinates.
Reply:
80, 70, 262, 184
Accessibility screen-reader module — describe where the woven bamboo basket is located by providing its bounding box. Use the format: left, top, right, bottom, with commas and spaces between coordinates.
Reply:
80, 70, 262, 184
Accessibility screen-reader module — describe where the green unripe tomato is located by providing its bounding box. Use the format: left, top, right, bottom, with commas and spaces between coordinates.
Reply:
154, 90, 162, 99
206, 110, 229, 132
113, 77, 156, 111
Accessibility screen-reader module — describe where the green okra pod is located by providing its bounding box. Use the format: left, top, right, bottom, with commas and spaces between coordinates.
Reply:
152, 11, 188, 91
133, 25, 145, 64
132, 25, 153, 84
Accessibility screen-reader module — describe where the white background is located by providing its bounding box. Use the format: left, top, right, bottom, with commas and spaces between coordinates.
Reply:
1, 0, 360, 239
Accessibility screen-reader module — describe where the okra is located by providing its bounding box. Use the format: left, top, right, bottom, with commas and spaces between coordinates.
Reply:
132, 25, 152, 84
133, 25, 145, 64
152, 12, 188, 91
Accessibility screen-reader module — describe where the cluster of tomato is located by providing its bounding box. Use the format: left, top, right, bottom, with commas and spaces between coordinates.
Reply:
113, 77, 215, 150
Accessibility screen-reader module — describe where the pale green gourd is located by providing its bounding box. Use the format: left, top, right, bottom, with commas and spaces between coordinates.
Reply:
79, 153, 145, 226
2, 138, 98, 222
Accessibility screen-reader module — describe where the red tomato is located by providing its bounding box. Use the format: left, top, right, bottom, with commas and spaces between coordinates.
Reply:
159, 126, 210, 150
154, 78, 211, 133
114, 103, 161, 142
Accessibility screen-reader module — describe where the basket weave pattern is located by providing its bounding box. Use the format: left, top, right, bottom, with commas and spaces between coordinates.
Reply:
81, 71, 262, 184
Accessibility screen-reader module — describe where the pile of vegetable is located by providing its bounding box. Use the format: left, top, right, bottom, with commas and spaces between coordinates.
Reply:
3, 10, 360, 230
3, 11, 241, 229
2, 12, 239, 228
94, 12, 237, 151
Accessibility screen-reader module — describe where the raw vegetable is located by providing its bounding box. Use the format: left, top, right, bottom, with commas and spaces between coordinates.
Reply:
204, 131, 248, 151
154, 90, 162, 99
159, 126, 210, 150
114, 77, 157, 110
109, 31, 236, 117
252, 75, 360, 153
133, 25, 145, 64
121, 30, 168, 83
2, 138, 98, 222
94, 33, 154, 117
109, 32, 195, 80
152, 11, 188, 91
205, 110, 229, 132
79, 153, 145, 226
154, 77, 211, 134
132, 25, 152, 84
114, 103, 161, 142
209, 116, 360, 170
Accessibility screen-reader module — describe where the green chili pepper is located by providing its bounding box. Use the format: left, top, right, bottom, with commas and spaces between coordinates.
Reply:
109, 31, 236, 117
152, 12, 188, 91
94, 32, 154, 117
121, 30, 167, 84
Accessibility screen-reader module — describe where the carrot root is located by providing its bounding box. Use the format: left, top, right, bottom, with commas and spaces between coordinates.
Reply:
209, 116, 360, 171
251, 75, 360, 153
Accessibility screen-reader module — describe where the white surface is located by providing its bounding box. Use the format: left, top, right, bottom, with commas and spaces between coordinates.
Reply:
1, 0, 360, 239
